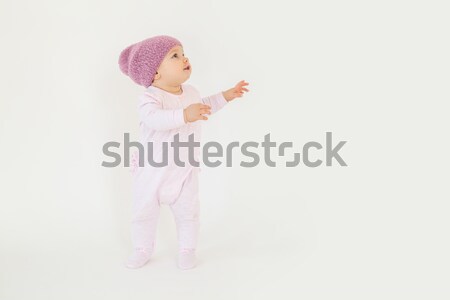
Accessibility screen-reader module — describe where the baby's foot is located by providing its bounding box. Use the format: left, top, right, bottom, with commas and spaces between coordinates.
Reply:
177, 248, 197, 270
125, 247, 153, 269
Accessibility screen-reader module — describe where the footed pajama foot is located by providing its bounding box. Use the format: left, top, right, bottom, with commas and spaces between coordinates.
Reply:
125, 247, 153, 269
177, 248, 197, 270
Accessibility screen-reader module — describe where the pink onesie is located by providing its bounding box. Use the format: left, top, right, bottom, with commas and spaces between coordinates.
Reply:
129, 83, 228, 251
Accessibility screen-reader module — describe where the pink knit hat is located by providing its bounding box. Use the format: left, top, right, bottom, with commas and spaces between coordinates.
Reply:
118, 35, 182, 87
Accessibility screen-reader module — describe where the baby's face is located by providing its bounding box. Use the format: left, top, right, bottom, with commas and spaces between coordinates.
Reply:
155, 45, 191, 85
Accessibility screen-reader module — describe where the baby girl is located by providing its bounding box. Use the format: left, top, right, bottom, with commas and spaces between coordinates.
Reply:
118, 35, 249, 269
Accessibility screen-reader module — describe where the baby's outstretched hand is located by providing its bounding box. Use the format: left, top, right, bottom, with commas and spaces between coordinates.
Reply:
184, 103, 211, 123
222, 80, 250, 102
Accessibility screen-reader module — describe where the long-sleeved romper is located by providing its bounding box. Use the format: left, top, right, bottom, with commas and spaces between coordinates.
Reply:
129, 83, 228, 251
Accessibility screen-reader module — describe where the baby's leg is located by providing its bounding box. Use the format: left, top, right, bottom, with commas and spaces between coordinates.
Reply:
169, 168, 200, 250
130, 167, 162, 250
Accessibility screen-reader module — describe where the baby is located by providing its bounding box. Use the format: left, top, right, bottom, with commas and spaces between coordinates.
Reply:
118, 35, 249, 270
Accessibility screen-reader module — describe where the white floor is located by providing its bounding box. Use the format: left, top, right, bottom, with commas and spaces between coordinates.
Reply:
2, 203, 449, 300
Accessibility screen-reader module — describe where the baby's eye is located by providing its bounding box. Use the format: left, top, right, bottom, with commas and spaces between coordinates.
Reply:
172, 53, 178, 58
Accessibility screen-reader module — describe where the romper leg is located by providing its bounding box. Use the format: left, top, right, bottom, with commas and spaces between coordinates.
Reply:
169, 168, 200, 250
130, 165, 162, 250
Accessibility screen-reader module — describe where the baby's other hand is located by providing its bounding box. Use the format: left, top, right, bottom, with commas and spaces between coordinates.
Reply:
222, 80, 250, 102
184, 103, 211, 123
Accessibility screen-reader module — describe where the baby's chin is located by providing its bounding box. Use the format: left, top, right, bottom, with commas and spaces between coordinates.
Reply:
182, 72, 192, 80
177, 77, 190, 85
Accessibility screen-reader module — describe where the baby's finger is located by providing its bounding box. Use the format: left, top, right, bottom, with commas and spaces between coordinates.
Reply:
202, 115, 208, 120
201, 104, 211, 109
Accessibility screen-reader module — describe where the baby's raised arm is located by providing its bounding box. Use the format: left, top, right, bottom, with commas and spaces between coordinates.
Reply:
139, 93, 212, 130
138, 93, 187, 131
201, 92, 228, 115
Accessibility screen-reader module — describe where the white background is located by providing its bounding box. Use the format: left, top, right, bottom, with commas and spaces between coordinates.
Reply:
1, 0, 449, 299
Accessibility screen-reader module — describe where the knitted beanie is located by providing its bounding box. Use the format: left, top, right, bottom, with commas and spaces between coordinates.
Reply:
118, 35, 182, 87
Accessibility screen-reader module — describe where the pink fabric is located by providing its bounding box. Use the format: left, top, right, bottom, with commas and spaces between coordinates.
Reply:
125, 246, 153, 269
129, 83, 228, 251
178, 248, 197, 269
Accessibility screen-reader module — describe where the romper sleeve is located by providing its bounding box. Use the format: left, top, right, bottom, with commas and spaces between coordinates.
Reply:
201, 91, 228, 115
138, 92, 186, 131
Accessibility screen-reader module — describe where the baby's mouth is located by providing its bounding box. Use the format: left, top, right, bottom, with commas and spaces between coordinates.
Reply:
183, 65, 191, 71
